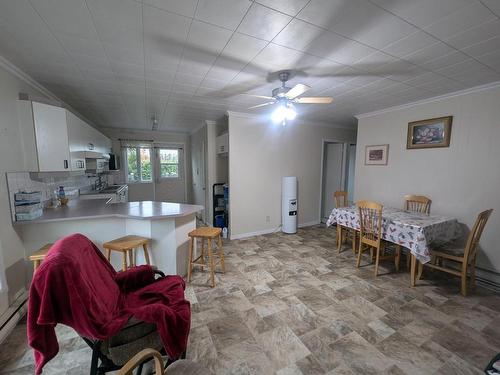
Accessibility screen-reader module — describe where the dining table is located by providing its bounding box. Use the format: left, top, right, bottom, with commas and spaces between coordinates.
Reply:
326, 206, 461, 285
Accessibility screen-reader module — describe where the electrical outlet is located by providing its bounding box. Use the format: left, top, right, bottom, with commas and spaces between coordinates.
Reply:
266, 215, 270, 223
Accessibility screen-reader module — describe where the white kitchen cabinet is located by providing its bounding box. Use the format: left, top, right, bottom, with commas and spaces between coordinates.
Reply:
19, 100, 112, 172
32, 102, 71, 172
216, 133, 229, 154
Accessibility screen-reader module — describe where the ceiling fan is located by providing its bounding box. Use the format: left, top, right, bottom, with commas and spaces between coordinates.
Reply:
244, 71, 333, 125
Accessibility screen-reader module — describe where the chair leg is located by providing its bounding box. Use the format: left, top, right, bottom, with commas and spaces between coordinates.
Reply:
351, 231, 357, 254
337, 225, 342, 253
200, 238, 205, 271
356, 242, 364, 268
121, 252, 128, 271
142, 243, 151, 265
395, 245, 401, 272
374, 246, 381, 276
187, 237, 193, 283
470, 260, 476, 288
128, 249, 135, 267
89, 341, 100, 375
218, 234, 225, 273
417, 262, 423, 280
461, 264, 468, 296
207, 238, 216, 288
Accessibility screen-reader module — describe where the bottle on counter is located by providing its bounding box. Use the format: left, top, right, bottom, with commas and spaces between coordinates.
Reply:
58, 186, 68, 206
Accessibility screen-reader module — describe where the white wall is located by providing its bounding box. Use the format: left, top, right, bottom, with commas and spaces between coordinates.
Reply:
190, 124, 207, 222
102, 128, 190, 203
354, 83, 500, 284
0, 64, 61, 314
228, 112, 357, 239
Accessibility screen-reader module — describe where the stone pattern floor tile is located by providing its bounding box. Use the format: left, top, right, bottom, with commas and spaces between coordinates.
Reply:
1, 225, 500, 374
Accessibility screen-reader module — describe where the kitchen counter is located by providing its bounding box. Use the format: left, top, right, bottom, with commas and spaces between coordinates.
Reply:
13, 200, 203, 225
16, 200, 203, 275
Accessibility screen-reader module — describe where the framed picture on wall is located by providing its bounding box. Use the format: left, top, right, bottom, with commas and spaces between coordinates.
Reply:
407, 116, 453, 149
365, 144, 389, 165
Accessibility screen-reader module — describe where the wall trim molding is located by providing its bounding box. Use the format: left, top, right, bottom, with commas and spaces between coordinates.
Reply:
227, 110, 356, 131
230, 221, 320, 240
355, 80, 500, 120
0, 55, 60, 101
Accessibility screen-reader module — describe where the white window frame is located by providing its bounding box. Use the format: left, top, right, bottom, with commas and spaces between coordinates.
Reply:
155, 147, 183, 181
123, 146, 153, 184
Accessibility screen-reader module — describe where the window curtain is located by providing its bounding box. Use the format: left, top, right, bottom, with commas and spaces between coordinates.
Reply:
0, 241, 8, 293
119, 139, 153, 149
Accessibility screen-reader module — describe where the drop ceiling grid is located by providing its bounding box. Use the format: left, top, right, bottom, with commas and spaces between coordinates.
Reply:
1, 0, 500, 130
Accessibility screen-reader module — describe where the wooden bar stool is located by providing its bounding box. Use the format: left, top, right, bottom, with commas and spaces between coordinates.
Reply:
103, 235, 151, 271
28, 243, 53, 272
187, 227, 225, 288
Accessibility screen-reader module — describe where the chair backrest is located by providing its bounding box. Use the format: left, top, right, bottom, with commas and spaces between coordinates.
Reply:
357, 200, 383, 245
117, 349, 164, 375
463, 209, 493, 264
333, 191, 348, 208
404, 195, 431, 214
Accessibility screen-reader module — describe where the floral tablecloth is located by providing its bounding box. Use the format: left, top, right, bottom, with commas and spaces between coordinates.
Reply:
326, 206, 461, 263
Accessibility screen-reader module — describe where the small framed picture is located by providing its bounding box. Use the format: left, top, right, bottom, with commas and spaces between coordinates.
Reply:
365, 144, 389, 165
407, 116, 452, 149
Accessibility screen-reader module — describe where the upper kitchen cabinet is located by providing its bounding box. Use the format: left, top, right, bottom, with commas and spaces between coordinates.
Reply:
18, 100, 111, 172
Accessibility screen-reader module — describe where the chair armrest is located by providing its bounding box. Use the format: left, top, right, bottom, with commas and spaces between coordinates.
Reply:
114, 265, 156, 293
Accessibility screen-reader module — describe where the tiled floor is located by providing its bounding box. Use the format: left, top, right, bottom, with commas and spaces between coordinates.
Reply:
2, 225, 500, 374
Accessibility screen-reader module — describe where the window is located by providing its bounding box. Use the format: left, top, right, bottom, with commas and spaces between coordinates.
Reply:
125, 147, 152, 183
158, 148, 180, 178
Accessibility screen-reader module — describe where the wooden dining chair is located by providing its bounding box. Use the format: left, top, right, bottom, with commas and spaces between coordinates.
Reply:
404, 195, 431, 214
333, 191, 356, 254
417, 209, 493, 296
356, 201, 401, 276
117, 349, 206, 375
398, 195, 432, 268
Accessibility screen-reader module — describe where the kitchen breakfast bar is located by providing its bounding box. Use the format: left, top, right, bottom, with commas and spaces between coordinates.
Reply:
14, 200, 203, 276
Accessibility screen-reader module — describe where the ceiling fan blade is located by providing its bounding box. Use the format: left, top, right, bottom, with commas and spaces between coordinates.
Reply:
285, 84, 311, 99
247, 101, 275, 109
239, 93, 275, 100
295, 97, 333, 104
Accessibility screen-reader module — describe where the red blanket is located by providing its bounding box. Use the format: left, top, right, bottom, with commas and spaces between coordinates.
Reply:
28, 234, 191, 374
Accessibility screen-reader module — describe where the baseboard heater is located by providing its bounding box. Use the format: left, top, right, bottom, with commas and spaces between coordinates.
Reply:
0, 291, 27, 344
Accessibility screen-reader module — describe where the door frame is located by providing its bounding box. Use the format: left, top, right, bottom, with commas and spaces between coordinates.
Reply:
318, 138, 355, 223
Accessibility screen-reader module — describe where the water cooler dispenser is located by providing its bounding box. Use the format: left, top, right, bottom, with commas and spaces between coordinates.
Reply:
282, 176, 297, 234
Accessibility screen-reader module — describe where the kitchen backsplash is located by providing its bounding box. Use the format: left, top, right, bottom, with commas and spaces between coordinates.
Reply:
6, 172, 114, 221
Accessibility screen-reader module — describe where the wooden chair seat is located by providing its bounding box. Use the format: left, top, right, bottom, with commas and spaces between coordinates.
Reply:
187, 227, 224, 288
103, 235, 151, 271
28, 243, 53, 272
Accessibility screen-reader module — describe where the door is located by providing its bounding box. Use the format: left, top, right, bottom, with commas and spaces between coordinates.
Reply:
191, 140, 206, 221
346, 144, 356, 203
321, 143, 345, 221
154, 147, 186, 203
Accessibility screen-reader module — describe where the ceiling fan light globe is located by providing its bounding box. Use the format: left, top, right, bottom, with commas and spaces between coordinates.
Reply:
271, 105, 287, 124
286, 106, 297, 121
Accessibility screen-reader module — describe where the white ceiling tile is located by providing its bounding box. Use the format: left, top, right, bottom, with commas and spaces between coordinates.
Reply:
273, 19, 323, 51
195, 0, 251, 30
402, 42, 456, 66
382, 31, 439, 59
463, 36, 500, 59
370, 0, 472, 29
86, 0, 142, 48
143, 0, 198, 17
186, 20, 232, 54
479, 0, 500, 17
420, 51, 470, 71
423, 2, 496, 41
30, 0, 98, 38
475, 49, 500, 70
237, 3, 291, 41
223, 32, 268, 61
253, 0, 309, 16
445, 19, 500, 50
